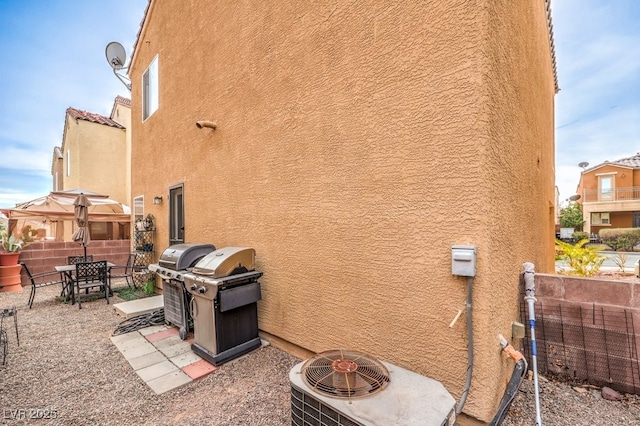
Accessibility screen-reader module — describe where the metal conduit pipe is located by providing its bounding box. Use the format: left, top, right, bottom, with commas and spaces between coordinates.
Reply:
455, 276, 474, 416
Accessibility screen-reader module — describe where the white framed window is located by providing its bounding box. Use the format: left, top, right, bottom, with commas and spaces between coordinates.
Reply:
591, 212, 610, 225
133, 196, 144, 222
66, 150, 71, 177
142, 55, 159, 121
598, 175, 614, 201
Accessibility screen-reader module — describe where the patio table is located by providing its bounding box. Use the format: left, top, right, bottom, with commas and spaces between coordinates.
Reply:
55, 262, 115, 305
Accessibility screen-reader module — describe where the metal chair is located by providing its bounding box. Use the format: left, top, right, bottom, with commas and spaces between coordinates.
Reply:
74, 261, 109, 309
109, 253, 137, 288
68, 255, 95, 296
21, 263, 66, 309
67, 255, 94, 265
0, 306, 18, 365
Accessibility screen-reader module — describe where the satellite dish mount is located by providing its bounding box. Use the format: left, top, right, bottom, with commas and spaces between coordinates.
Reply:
105, 41, 131, 91
578, 161, 589, 170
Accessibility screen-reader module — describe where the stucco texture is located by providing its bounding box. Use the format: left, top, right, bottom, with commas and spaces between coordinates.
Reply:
129, 1, 556, 421
61, 116, 129, 205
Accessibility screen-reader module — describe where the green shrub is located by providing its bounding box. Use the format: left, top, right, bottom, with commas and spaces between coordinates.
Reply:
555, 239, 606, 277
572, 231, 589, 242
559, 203, 584, 229
599, 228, 640, 251
143, 280, 156, 295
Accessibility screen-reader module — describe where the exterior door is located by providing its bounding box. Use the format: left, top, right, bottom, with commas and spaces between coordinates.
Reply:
634, 212, 640, 228
169, 184, 184, 245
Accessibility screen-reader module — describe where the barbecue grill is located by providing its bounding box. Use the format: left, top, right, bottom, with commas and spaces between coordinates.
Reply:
149, 243, 216, 339
183, 247, 263, 366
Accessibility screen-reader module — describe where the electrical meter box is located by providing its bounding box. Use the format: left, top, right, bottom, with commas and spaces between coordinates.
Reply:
451, 245, 476, 277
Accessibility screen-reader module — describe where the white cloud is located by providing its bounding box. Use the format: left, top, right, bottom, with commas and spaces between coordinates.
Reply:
553, 0, 640, 202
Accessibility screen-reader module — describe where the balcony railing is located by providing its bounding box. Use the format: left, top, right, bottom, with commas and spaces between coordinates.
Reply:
583, 186, 640, 202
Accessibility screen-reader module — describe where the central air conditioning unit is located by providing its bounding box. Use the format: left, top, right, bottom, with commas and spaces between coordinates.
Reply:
290, 349, 456, 426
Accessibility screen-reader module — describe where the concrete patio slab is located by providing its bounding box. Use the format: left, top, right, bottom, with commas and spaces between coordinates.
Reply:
182, 359, 217, 380
155, 339, 192, 358
111, 325, 217, 395
136, 360, 179, 382
127, 351, 167, 370
146, 370, 193, 395
169, 351, 203, 368
118, 339, 158, 360
113, 295, 164, 319
138, 325, 170, 336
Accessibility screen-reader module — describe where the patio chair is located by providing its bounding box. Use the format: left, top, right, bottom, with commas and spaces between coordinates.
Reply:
0, 306, 19, 365
67, 255, 94, 265
74, 261, 109, 309
21, 263, 66, 309
68, 255, 95, 295
109, 253, 137, 288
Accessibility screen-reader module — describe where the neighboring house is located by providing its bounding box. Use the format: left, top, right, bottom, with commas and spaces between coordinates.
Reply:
128, 1, 558, 423
576, 153, 640, 235
50, 96, 132, 240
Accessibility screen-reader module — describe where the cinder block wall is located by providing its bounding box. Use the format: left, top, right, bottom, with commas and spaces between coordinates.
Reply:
533, 273, 640, 392
535, 273, 640, 310
18, 240, 130, 286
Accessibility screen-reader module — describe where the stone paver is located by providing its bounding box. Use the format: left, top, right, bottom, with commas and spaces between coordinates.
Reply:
112, 300, 216, 394
146, 370, 192, 395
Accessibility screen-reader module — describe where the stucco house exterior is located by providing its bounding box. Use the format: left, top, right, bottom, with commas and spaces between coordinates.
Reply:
127, 1, 557, 423
50, 96, 132, 240
576, 153, 640, 235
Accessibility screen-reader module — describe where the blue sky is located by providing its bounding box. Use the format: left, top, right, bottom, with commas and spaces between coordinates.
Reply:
0, 1, 638, 209
553, 0, 640, 203
0, 0, 147, 208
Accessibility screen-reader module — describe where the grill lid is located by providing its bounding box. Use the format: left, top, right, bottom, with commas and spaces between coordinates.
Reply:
191, 247, 255, 278
158, 243, 216, 270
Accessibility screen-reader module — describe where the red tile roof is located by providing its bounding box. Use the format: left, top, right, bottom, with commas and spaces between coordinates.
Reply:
114, 95, 131, 107
66, 107, 124, 129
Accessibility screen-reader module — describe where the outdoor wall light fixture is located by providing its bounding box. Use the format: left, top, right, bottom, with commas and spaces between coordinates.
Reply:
153, 196, 163, 205
196, 120, 217, 130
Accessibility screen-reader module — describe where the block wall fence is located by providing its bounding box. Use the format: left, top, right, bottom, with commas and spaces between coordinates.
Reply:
17, 240, 131, 286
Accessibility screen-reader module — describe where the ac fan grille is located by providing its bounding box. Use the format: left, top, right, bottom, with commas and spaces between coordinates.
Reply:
301, 349, 390, 399
291, 384, 362, 426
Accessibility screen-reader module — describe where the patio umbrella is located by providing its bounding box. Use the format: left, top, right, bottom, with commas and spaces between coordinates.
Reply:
71, 193, 91, 259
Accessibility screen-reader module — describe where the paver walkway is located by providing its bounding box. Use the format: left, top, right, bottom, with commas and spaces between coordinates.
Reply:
110, 325, 217, 394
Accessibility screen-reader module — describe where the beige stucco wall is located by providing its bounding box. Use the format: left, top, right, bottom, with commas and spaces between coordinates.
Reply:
111, 102, 132, 206
61, 116, 128, 205
129, 1, 555, 421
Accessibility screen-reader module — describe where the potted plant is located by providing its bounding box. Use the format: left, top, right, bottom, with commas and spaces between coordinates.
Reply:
0, 229, 24, 292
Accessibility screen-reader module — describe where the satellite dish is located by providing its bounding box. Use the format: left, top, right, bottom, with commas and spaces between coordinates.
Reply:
104, 41, 131, 91
105, 41, 127, 70
568, 194, 581, 201
578, 161, 589, 169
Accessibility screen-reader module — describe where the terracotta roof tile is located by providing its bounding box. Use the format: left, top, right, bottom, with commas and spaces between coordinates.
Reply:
545, 0, 559, 93
114, 95, 131, 107
66, 107, 124, 129
610, 153, 640, 168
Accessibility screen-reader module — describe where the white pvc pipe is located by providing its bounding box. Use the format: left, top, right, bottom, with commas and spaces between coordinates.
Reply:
523, 262, 542, 426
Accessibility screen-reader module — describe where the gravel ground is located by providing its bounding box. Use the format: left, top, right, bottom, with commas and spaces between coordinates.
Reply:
2, 284, 640, 425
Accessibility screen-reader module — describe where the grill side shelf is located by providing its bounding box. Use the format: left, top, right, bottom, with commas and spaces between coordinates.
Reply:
219, 282, 262, 312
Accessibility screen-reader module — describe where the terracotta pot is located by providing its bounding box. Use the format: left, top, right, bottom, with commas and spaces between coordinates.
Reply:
0, 252, 20, 266
0, 263, 23, 292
